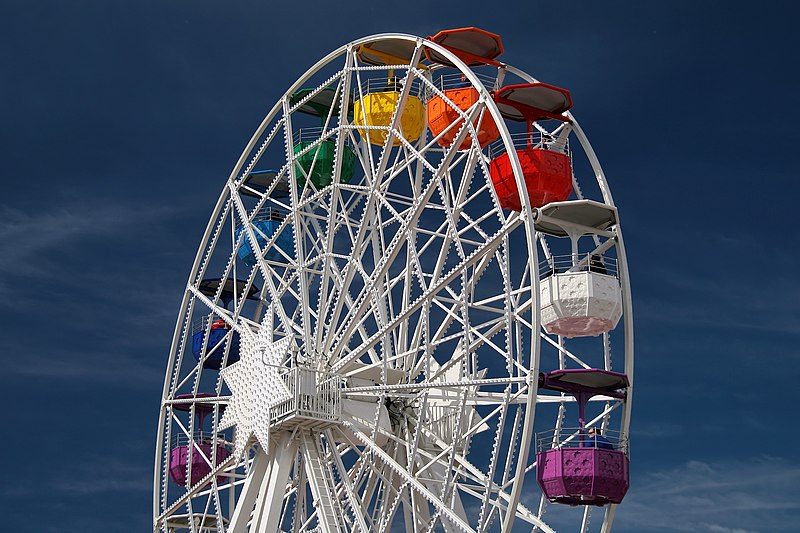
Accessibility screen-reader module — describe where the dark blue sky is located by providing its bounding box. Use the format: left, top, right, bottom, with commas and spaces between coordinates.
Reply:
3, 1, 799, 531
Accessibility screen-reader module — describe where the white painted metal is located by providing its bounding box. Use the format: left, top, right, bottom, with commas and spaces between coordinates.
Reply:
155, 32, 634, 533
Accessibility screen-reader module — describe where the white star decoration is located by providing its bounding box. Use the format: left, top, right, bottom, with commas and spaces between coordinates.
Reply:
219, 310, 292, 458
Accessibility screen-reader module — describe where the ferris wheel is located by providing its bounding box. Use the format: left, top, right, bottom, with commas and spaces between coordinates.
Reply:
154, 28, 634, 533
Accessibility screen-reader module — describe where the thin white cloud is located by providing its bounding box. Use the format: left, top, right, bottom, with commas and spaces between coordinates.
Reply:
0, 200, 190, 277
0, 204, 127, 272
629, 225, 800, 335
50, 458, 151, 495
1, 456, 151, 499
702, 524, 759, 533
0, 200, 206, 385
50, 476, 151, 495
614, 456, 800, 532
4, 346, 163, 385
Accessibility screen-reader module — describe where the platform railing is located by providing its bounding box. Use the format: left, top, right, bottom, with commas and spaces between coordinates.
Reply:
192, 316, 232, 336
538, 253, 619, 279
271, 366, 343, 425
536, 427, 629, 455
191, 315, 238, 337
356, 77, 425, 98
488, 131, 571, 158
292, 126, 355, 146
171, 432, 231, 449
191, 317, 208, 336
251, 206, 289, 223
426, 71, 499, 96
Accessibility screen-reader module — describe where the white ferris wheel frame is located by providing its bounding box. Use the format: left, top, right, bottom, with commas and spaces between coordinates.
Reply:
154, 32, 635, 533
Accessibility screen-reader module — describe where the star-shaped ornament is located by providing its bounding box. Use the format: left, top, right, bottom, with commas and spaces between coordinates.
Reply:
219, 310, 292, 458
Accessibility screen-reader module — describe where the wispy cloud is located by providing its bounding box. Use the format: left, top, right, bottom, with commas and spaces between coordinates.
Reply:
629, 226, 800, 336
3, 346, 163, 384
634, 272, 800, 338
0, 198, 197, 385
702, 524, 759, 533
0, 197, 201, 259
50, 471, 151, 495
0, 200, 193, 303
0, 203, 164, 273
1, 456, 151, 499
614, 456, 800, 532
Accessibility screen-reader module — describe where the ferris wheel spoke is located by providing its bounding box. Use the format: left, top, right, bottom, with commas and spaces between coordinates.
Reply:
325, 103, 491, 366
423, 232, 516, 343
229, 191, 298, 336
157, 453, 238, 528
540, 333, 592, 369
343, 422, 475, 533
418, 301, 511, 380
312, 175, 351, 354
334, 432, 406, 531
324, 196, 437, 362
331, 216, 521, 375
478, 398, 514, 530
419, 295, 535, 381
285, 109, 318, 352
306, 210, 394, 360
431, 299, 509, 359
462, 481, 556, 533
318, 173, 388, 358
322, 430, 372, 533
187, 287, 237, 329
376, 446, 415, 532
324, 263, 386, 365
298, 432, 348, 533
191, 200, 234, 288
321, 199, 418, 359
409, 418, 554, 533
344, 446, 398, 528
406, 382, 486, 513
420, 462, 470, 533
431, 145, 484, 267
